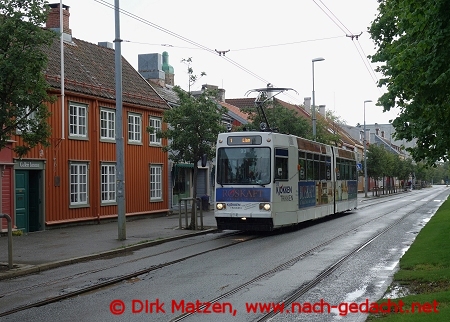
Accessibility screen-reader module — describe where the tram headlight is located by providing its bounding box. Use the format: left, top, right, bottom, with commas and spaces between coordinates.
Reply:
259, 203, 271, 211
216, 203, 226, 210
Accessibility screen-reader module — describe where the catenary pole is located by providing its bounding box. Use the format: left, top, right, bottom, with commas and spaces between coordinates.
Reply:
364, 100, 372, 198
311, 57, 324, 140
114, 0, 126, 240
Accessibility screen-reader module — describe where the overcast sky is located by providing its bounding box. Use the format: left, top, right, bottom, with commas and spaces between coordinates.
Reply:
60, 0, 398, 127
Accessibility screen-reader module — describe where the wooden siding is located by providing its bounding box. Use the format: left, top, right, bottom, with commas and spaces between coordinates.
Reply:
1, 167, 13, 230
12, 91, 169, 225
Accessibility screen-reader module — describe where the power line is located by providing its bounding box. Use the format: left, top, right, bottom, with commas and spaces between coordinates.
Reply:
93, 0, 271, 87
317, 0, 353, 35
312, 0, 380, 90
231, 35, 344, 51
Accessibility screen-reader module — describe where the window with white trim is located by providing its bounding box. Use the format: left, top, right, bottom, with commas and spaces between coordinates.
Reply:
69, 102, 87, 138
16, 106, 36, 135
150, 164, 162, 200
100, 109, 115, 140
149, 117, 162, 145
101, 163, 116, 204
70, 163, 88, 205
128, 113, 141, 143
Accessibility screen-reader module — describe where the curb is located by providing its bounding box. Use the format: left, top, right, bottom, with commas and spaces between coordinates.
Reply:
0, 228, 219, 281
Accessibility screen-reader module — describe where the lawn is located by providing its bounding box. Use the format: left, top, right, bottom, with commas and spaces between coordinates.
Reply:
368, 195, 450, 321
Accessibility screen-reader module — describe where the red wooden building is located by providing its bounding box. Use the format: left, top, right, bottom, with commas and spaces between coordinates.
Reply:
7, 4, 170, 232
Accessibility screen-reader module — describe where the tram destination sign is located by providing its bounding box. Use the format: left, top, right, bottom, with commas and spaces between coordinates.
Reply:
227, 135, 262, 145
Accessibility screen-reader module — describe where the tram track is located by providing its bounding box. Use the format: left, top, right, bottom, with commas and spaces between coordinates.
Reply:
170, 188, 447, 321
0, 231, 260, 318
0, 230, 243, 299
1, 189, 445, 319
255, 188, 449, 321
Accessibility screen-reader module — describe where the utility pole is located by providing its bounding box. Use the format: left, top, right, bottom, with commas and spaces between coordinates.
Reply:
114, 0, 126, 240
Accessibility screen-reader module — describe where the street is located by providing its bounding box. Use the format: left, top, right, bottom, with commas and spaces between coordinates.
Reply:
1, 186, 448, 322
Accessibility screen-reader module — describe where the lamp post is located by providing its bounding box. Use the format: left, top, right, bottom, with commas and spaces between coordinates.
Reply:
364, 100, 372, 197
312, 57, 325, 140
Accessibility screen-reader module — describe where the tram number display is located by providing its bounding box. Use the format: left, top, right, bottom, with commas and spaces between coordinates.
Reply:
227, 135, 262, 145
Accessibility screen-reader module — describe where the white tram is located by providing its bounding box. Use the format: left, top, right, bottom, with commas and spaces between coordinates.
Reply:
214, 131, 358, 231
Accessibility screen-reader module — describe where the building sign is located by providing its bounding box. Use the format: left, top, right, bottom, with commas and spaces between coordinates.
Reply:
14, 160, 45, 170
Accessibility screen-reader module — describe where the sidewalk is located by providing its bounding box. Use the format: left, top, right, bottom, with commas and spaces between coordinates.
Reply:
0, 191, 389, 281
0, 208, 218, 280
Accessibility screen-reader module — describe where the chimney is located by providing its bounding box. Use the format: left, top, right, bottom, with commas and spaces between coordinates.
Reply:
98, 42, 114, 49
218, 88, 226, 102
381, 130, 385, 138
46, 3, 72, 42
304, 97, 311, 113
319, 104, 326, 117
138, 53, 165, 86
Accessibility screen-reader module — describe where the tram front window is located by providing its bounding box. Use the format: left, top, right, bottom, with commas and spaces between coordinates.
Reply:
217, 147, 271, 185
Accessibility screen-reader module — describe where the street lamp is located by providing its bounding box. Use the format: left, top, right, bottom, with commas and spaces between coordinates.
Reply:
364, 100, 372, 197
312, 57, 325, 140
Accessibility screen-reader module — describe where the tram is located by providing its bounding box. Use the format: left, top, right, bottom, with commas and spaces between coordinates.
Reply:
214, 130, 358, 231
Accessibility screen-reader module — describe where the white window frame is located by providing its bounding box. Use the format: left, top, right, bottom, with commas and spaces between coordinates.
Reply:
16, 106, 36, 135
100, 108, 115, 141
128, 113, 142, 143
69, 102, 87, 138
69, 162, 89, 206
101, 163, 116, 204
150, 164, 163, 201
149, 116, 162, 145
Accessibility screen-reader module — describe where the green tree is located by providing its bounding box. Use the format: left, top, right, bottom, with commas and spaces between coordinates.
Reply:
240, 100, 311, 138
369, 0, 450, 165
0, 0, 56, 156
366, 144, 388, 194
316, 110, 343, 146
151, 86, 227, 229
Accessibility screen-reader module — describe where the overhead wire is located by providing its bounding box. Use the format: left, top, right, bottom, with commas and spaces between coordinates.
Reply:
231, 35, 344, 51
93, 0, 271, 87
312, 0, 380, 88
92, 0, 380, 106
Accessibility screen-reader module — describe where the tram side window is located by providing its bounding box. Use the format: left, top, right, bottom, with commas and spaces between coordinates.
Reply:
343, 160, 350, 180
320, 155, 327, 180
336, 158, 342, 180
275, 148, 288, 180
306, 153, 314, 180
336, 158, 356, 180
326, 157, 331, 180
313, 154, 320, 180
298, 152, 306, 180
350, 160, 357, 180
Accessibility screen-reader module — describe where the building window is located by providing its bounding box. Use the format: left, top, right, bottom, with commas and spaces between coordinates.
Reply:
128, 113, 141, 143
70, 163, 88, 206
16, 106, 36, 135
100, 109, 115, 141
69, 102, 87, 138
149, 117, 162, 145
101, 163, 116, 204
150, 164, 162, 200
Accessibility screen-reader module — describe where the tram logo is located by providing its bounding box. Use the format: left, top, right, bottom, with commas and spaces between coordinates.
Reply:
216, 188, 271, 202
276, 185, 292, 195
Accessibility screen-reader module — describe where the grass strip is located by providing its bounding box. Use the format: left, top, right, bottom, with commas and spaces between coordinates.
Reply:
368, 196, 450, 321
